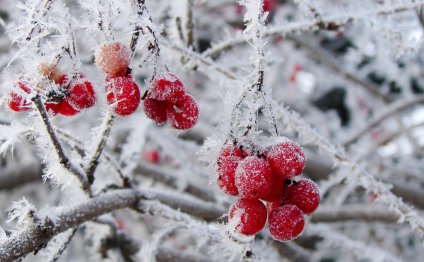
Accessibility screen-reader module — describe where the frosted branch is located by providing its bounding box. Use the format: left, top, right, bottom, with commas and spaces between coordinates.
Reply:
344, 96, 424, 146
32, 95, 89, 191
0, 188, 225, 262
84, 112, 115, 184
203, 1, 424, 58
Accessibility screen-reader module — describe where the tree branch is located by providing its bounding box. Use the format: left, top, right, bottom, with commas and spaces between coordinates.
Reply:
202, 1, 424, 58
84, 112, 115, 184
32, 95, 89, 191
0, 188, 225, 262
312, 204, 399, 223
344, 96, 424, 146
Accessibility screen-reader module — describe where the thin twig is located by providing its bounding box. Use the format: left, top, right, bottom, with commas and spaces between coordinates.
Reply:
202, 1, 424, 58
344, 96, 424, 146
312, 204, 399, 223
185, 0, 195, 48
32, 95, 89, 190
25, 0, 54, 41
84, 113, 115, 184
49, 227, 78, 262
288, 35, 394, 103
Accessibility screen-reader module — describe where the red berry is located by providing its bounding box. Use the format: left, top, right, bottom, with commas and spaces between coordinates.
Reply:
44, 102, 61, 115
95, 42, 131, 75
267, 141, 306, 179
8, 82, 31, 112
143, 93, 168, 125
106, 77, 141, 116
143, 149, 160, 164
218, 144, 248, 165
149, 75, 186, 103
263, 0, 276, 13
166, 94, 199, 130
285, 179, 320, 214
228, 198, 267, 236
59, 100, 79, 116
268, 204, 305, 242
59, 75, 96, 116
217, 156, 242, 196
235, 156, 272, 199
261, 172, 284, 202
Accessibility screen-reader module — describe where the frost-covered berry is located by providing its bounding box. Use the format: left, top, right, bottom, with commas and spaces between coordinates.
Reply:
8, 82, 31, 112
228, 198, 267, 236
44, 102, 61, 115
268, 204, 305, 242
217, 156, 242, 195
218, 144, 248, 166
59, 75, 96, 116
267, 141, 306, 179
285, 179, 320, 214
235, 156, 272, 199
166, 94, 199, 130
106, 76, 140, 116
149, 75, 186, 103
143, 93, 168, 125
95, 42, 131, 75
261, 172, 284, 202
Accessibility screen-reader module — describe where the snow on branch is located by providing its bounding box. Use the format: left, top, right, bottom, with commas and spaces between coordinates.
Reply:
0, 188, 225, 262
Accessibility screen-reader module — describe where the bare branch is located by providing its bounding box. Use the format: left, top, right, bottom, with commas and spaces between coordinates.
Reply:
185, 0, 195, 49
312, 204, 399, 223
344, 96, 424, 146
288, 35, 394, 103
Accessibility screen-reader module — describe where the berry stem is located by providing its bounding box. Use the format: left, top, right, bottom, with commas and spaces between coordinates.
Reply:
85, 112, 115, 184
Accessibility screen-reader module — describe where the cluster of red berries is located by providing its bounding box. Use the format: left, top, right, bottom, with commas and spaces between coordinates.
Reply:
8, 65, 96, 116
95, 41, 199, 129
143, 74, 199, 130
96, 42, 140, 116
217, 139, 320, 242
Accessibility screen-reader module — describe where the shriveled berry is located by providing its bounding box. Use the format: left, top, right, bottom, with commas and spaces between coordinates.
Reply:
149, 75, 185, 103
235, 156, 272, 199
143, 93, 168, 125
261, 172, 284, 202
217, 156, 242, 196
106, 77, 141, 116
268, 204, 305, 242
8, 82, 31, 112
285, 179, 320, 214
166, 94, 199, 130
267, 141, 306, 179
95, 42, 131, 75
38, 63, 64, 84
229, 198, 267, 236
